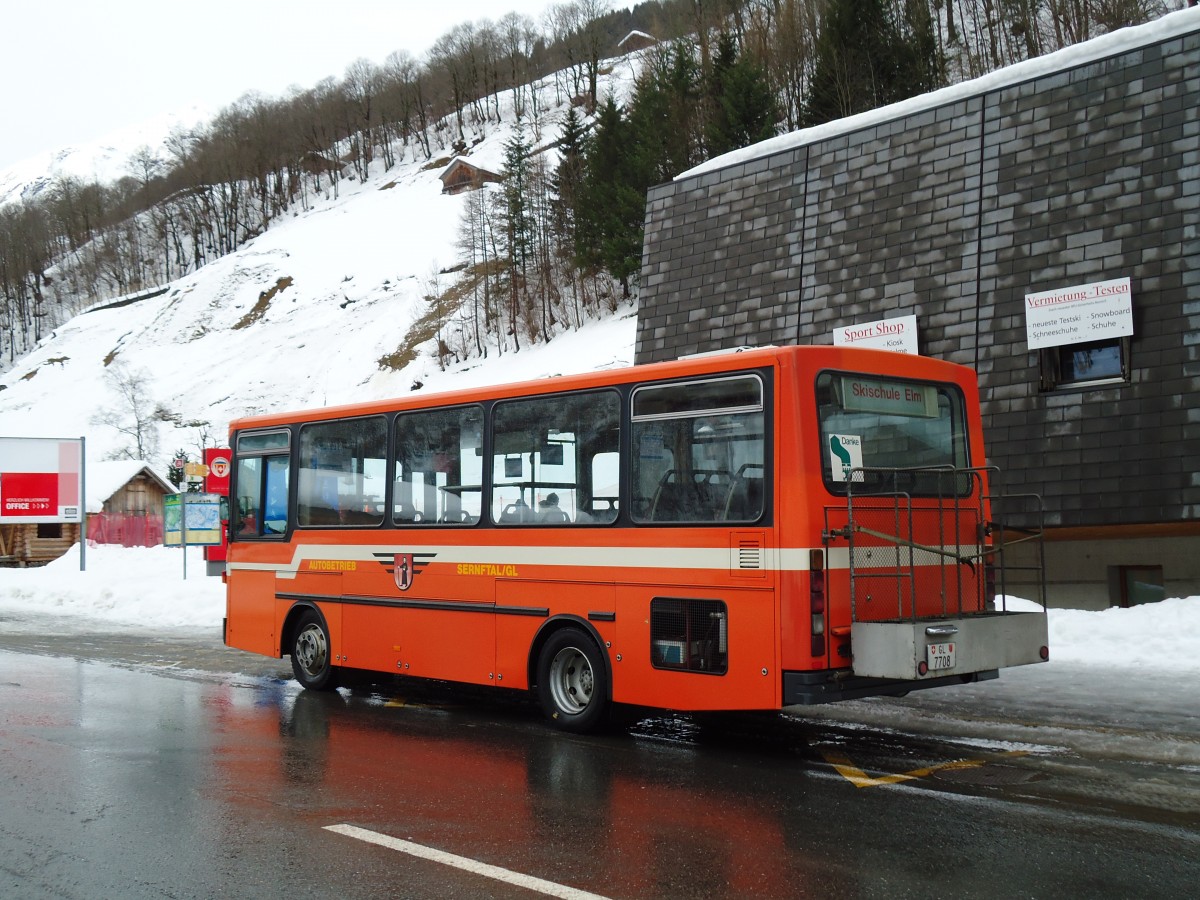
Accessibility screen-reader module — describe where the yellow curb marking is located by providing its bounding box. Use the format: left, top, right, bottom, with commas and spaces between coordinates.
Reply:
821, 749, 1029, 788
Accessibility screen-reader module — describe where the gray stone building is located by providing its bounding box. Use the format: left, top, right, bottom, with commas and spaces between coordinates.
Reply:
636, 10, 1200, 609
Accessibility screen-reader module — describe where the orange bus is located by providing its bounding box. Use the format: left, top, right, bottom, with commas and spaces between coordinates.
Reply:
224, 345, 1048, 732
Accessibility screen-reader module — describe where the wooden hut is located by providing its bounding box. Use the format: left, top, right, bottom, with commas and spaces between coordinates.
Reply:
0, 520, 82, 568
617, 30, 657, 53
438, 158, 502, 195
85, 462, 176, 549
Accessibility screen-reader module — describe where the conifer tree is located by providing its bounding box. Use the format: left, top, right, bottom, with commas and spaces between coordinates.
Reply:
801, 0, 943, 127
551, 107, 589, 323
628, 41, 704, 183
705, 32, 779, 158
574, 97, 645, 298
499, 126, 534, 350
551, 107, 588, 253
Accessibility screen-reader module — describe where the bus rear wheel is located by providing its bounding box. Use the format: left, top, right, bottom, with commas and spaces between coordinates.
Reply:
536, 627, 609, 733
291, 610, 337, 691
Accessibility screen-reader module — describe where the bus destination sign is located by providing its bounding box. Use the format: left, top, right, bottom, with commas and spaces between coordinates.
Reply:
839, 376, 938, 418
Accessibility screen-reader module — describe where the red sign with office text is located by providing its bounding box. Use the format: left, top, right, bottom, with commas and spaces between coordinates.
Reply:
1, 471, 58, 517
0, 437, 83, 524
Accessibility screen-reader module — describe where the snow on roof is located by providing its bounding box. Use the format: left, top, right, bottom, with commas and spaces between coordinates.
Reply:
681, 6, 1200, 181
438, 156, 501, 180
86, 460, 177, 514
618, 30, 656, 47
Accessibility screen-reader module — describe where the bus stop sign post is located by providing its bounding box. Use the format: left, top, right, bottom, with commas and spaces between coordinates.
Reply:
164, 484, 222, 581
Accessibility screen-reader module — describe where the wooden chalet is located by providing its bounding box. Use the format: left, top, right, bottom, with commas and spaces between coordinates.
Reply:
617, 30, 657, 53
0, 520, 82, 568
438, 158, 502, 195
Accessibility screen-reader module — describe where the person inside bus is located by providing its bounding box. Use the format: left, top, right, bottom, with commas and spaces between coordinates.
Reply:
538, 492, 569, 524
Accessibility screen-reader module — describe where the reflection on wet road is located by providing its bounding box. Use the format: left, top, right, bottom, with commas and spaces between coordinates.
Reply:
2, 646, 1199, 898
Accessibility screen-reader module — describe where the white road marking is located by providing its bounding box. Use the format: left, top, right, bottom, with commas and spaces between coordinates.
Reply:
324, 823, 612, 900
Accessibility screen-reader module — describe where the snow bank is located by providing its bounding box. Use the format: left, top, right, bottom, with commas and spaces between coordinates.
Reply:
0, 544, 222, 629
1046, 597, 1200, 671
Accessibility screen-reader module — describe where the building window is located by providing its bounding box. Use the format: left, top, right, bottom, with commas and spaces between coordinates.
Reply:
1040, 337, 1129, 391
128, 479, 148, 516
36, 523, 63, 539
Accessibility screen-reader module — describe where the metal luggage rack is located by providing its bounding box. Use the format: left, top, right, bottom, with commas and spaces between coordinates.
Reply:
824, 465, 1047, 624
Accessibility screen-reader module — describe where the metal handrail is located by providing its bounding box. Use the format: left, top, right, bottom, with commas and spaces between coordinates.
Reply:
838, 465, 1046, 623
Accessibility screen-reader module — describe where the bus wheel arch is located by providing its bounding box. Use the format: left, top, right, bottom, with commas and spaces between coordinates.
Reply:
285, 604, 338, 691
530, 617, 611, 733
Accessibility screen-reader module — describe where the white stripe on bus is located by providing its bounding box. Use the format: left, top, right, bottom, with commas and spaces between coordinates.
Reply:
224, 543, 982, 578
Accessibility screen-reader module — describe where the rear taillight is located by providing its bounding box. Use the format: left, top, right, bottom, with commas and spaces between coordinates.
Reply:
810, 550, 826, 656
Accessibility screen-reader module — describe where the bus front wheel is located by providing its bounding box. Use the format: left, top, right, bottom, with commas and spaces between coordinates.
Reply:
291, 610, 337, 691
536, 627, 609, 733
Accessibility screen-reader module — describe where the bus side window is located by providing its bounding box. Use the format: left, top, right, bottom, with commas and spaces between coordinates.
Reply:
631, 375, 766, 524
491, 390, 620, 526
394, 405, 484, 526
297, 416, 387, 528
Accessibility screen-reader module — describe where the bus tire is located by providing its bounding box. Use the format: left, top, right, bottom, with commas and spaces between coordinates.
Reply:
536, 627, 609, 733
290, 610, 338, 691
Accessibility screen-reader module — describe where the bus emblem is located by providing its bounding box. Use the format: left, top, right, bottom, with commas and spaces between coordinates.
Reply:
394, 553, 415, 591
374, 550, 436, 590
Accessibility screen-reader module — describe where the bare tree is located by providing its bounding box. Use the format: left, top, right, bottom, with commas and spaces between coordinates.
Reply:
344, 58, 380, 181
91, 362, 171, 461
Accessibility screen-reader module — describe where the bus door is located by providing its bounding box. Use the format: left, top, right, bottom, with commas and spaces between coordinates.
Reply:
227, 430, 293, 657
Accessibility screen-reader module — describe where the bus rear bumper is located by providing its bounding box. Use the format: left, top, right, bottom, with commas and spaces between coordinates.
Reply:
850, 611, 1049, 681
782, 668, 998, 706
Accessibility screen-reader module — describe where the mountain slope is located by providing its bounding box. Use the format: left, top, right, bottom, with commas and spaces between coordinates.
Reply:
0, 106, 211, 208
0, 83, 639, 467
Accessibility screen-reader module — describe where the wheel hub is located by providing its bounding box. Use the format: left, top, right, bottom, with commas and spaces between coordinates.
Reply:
296, 625, 328, 676
550, 647, 593, 714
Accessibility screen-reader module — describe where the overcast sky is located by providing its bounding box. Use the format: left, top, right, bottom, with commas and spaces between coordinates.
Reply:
0, 0, 590, 171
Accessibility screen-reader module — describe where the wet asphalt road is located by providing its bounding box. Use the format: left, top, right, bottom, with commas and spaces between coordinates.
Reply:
1, 618, 1198, 899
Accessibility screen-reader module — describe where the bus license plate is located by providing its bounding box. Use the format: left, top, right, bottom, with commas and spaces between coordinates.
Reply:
926, 642, 956, 671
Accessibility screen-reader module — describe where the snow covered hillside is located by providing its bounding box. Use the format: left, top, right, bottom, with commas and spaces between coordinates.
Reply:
0, 68, 641, 469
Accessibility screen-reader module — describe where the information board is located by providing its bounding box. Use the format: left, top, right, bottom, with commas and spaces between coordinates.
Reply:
0, 437, 84, 524
1024, 277, 1133, 350
164, 493, 224, 546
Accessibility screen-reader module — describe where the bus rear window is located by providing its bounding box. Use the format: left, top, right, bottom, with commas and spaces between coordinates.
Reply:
816, 372, 969, 496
